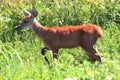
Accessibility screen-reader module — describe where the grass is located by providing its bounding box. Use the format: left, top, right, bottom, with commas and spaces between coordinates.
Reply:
0, 0, 120, 80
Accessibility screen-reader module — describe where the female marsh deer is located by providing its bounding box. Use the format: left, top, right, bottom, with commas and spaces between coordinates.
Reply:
16, 9, 103, 63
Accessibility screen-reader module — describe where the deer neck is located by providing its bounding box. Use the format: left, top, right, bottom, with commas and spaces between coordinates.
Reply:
32, 19, 46, 39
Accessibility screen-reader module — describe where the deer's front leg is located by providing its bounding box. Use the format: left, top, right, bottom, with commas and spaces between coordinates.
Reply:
41, 47, 50, 64
51, 48, 59, 60
41, 47, 49, 55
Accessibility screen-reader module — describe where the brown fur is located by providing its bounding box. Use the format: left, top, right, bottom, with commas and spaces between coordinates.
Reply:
18, 10, 103, 62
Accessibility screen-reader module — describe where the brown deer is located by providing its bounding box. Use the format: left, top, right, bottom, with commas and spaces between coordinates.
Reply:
16, 9, 103, 64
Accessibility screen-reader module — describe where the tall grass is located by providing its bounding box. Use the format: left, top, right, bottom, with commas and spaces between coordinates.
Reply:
0, 0, 120, 80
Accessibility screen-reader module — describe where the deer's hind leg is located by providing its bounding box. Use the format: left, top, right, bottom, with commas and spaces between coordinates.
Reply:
85, 46, 101, 62
80, 36, 101, 62
81, 44, 101, 62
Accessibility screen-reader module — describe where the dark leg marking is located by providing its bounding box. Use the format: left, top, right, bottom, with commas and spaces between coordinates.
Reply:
44, 56, 50, 64
41, 47, 49, 55
41, 47, 50, 64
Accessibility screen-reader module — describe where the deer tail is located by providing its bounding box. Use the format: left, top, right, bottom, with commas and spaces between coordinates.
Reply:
95, 26, 103, 38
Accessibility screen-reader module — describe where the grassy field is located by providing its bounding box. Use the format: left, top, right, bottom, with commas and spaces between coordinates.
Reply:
0, 0, 120, 80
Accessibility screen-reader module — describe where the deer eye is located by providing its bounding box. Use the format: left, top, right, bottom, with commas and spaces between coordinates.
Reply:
24, 20, 29, 23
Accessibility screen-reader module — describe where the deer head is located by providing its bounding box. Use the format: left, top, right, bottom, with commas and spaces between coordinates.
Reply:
16, 9, 38, 30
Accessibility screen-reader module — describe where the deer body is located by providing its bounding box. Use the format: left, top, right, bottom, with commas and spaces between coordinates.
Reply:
33, 21, 81, 48
17, 9, 103, 62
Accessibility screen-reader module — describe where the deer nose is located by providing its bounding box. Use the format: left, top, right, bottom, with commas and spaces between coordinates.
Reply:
15, 25, 22, 30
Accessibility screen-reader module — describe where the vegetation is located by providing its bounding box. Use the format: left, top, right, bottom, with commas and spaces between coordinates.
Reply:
0, 0, 120, 80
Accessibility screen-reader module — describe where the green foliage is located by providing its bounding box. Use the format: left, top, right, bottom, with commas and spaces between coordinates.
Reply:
0, 0, 120, 80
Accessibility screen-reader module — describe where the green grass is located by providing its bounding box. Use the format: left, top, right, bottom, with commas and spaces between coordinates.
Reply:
0, 0, 120, 80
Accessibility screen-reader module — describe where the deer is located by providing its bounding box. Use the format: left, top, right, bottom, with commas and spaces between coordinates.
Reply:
16, 9, 103, 64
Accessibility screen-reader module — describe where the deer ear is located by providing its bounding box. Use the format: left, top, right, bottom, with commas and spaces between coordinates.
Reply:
23, 10, 30, 16
31, 9, 38, 18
